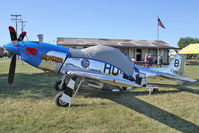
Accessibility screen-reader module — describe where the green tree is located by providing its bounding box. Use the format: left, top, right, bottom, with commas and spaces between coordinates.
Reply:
177, 37, 199, 49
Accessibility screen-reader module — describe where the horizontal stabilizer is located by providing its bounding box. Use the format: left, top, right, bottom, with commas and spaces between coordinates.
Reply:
157, 72, 196, 82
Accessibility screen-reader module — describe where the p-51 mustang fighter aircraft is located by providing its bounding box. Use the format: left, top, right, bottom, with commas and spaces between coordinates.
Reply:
5, 26, 196, 107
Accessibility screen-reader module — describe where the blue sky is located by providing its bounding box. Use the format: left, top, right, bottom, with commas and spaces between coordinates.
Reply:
1, 0, 199, 47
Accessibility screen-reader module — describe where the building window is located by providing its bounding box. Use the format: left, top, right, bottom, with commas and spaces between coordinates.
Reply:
136, 49, 142, 61
149, 48, 157, 63
149, 48, 157, 57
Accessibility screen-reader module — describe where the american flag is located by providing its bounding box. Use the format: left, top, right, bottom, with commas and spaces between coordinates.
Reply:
158, 17, 165, 29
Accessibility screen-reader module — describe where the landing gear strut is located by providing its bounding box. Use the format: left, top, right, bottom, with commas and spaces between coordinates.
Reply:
54, 74, 84, 107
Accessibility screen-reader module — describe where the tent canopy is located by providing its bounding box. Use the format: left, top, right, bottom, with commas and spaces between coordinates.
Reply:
178, 44, 199, 54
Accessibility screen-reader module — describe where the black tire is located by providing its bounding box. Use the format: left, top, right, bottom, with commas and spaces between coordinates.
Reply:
54, 80, 66, 91
122, 87, 127, 91
55, 92, 70, 107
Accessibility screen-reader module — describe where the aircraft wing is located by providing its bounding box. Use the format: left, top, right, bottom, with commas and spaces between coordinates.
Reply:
65, 70, 142, 87
157, 72, 197, 82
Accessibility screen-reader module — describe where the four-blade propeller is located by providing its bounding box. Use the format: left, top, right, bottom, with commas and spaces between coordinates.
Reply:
8, 26, 26, 84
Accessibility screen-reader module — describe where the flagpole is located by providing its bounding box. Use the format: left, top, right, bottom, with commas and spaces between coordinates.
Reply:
157, 17, 159, 41
157, 16, 159, 67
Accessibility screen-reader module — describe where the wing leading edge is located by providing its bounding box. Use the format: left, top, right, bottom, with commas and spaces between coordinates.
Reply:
65, 70, 142, 87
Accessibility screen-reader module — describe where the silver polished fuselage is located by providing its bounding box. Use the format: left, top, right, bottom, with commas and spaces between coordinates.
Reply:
38, 50, 125, 78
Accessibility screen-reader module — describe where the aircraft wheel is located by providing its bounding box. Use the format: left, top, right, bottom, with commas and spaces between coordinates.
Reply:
55, 92, 70, 107
54, 80, 66, 91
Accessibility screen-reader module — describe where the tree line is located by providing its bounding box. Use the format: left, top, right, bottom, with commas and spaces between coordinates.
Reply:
177, 37, 199, 49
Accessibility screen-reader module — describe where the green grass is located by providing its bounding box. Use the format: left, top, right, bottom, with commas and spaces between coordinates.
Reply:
0, 60, 199, 133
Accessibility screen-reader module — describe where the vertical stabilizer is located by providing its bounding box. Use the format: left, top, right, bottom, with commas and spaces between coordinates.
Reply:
167, 54, 186, 75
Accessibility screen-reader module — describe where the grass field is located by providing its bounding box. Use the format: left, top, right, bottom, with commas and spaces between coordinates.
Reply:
0, 60, 199, 133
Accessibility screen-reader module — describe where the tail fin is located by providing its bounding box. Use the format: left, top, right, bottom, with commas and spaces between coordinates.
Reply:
167, 54, 186, 75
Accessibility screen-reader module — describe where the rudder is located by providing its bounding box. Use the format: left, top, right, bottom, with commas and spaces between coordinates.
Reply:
167, 54, 186, 75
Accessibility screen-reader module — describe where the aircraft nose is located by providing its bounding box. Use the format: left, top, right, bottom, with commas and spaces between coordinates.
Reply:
5, 43, 12, 51
5, 43, 20, 55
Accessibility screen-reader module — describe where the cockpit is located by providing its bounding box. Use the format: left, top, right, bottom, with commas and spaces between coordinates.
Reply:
68, 45, 134, 77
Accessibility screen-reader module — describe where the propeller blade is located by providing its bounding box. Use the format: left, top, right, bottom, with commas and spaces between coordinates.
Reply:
9, 26, 18, 45
8, 54, 16, 84
18, 32, 26, 41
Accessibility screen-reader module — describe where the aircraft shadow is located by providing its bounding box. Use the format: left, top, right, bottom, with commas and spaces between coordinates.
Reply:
85, 91, 199, 132
0, 73, 60, 99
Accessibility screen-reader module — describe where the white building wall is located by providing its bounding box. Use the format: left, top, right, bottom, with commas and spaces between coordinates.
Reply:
141, 48, 149, 61
129, 48, 135, 59
158, 49, 168, 64
163, 49, 168, 64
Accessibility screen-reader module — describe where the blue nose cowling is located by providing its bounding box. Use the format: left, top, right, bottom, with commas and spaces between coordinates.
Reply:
5, 43, 20, 55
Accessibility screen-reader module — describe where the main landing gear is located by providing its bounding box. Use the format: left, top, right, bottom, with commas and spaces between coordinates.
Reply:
55, 92, 69, 107
54, 73, 84, 107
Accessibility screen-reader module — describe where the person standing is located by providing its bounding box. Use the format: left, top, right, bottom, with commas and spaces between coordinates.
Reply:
157, 55, 163, 67
147, 53, 153, 67
144, 54, 148, 67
